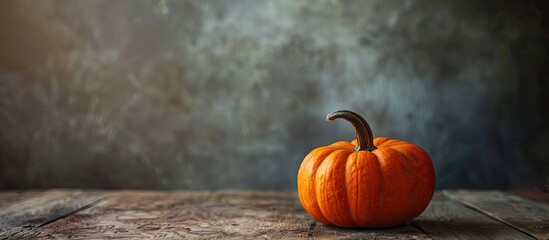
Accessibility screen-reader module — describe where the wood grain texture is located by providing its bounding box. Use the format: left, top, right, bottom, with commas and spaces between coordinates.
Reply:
28, 191, 429, 239
2, 190, 546, 239
0, 190, 45, 209
508, 188, 549, 205
0, 190, 105, 239
413, 193, 533, 239
444, 190, 549, 240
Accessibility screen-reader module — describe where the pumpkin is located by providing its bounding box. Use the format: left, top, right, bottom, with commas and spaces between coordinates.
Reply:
297, 110, 435, 228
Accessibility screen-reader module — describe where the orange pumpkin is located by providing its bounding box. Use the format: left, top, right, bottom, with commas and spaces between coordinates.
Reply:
297, 110, 435, 228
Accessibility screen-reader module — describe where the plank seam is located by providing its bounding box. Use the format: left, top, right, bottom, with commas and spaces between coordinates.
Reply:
38, 195, 109, 228
409, 221, 433, 239
441, 190, 538, 240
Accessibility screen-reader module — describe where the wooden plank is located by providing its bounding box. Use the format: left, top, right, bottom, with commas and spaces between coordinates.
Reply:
508, 188, 549, 205
31, 191, 430, 239
412, 193, 533, 239
0, 190, 45, 209
0, 189, 106, 239
444, 190, 549, 240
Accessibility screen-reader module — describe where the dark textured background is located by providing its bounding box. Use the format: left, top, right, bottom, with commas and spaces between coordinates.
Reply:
1, 0, 548, 190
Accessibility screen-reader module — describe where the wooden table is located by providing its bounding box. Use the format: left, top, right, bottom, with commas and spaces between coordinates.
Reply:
0, 190, 548, 239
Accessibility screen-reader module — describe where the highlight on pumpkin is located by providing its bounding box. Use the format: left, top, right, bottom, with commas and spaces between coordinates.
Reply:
297, 110, 436, 228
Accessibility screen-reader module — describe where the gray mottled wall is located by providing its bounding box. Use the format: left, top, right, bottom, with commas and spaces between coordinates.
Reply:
1, 0, 548, 190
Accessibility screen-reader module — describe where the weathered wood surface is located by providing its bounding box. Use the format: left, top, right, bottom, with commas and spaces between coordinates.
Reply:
414, 193, 533, 240
0, 190, 44, 209
444, 190, 549, 240
0, 190, 547, 239
509, 188, 549, 205
0, 190, 105, 239
19, 191, 428, 239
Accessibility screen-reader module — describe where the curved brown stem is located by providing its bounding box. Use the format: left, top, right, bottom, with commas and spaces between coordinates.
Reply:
326, 110, 377, 152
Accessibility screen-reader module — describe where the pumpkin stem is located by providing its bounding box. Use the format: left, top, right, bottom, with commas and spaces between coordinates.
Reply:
326, 110, 377, 152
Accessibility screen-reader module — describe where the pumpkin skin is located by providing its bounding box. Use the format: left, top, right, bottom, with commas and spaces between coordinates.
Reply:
297, 111, 435, 228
